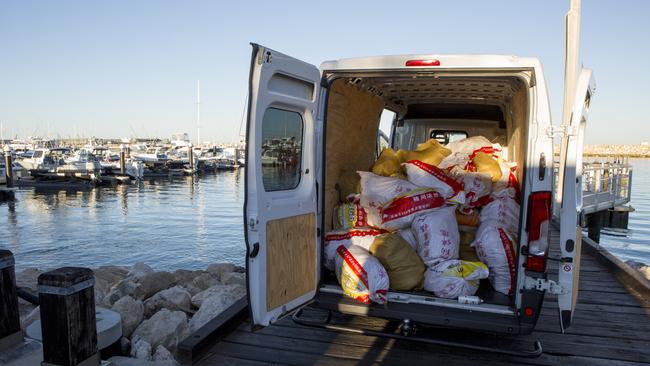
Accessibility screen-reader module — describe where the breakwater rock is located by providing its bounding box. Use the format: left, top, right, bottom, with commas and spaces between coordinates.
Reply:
15, 262, 246, 363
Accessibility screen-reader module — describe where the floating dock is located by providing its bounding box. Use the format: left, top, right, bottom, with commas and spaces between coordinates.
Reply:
194, 226, 650, 365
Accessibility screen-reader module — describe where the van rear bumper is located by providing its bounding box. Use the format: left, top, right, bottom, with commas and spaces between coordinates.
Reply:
314, 290, 536, 335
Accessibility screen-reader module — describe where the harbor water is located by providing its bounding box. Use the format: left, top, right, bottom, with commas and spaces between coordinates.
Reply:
1, 160, 650, 271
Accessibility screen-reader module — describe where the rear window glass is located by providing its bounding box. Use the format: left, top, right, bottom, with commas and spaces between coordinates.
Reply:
260, 107, 303, 191
430, 130, 468, 145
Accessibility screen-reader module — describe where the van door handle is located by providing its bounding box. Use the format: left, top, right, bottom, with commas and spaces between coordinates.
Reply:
250, 243, 260, 258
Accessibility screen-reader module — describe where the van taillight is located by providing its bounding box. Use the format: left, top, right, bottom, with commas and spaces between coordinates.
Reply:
405, 59, 440, 67
526, 191, 552, 273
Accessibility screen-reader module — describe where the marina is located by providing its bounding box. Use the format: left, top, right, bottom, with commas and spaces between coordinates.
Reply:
3, 1, 650, 365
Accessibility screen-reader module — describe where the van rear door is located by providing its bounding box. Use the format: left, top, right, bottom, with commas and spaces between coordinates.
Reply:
245, 44, 321, 327
557, 68, 595, 332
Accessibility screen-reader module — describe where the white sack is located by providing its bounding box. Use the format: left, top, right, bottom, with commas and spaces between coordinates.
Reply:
398, 228, 418, 251
424, 259, 489, 298
472, 226, 517, 295
411, 205, 460, 266
479, 196, 520, 232
379, 188, 446, 230
323, 228, 384, 271
403, 160, 466, 204
334, 244, 389, 304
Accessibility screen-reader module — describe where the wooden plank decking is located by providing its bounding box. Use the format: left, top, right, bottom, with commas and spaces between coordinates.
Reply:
197, 227, 650, 365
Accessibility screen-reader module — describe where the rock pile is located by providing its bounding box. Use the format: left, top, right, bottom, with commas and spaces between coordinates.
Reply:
14, 262, 246, 364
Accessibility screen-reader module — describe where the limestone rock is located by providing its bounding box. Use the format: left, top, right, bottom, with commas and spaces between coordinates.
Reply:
95, 265, 130, 284
143, 286, 192, 317
133, 272, 175, 300
206, 262, 235, 280
103, 279, 140, 307
189, 286, 246, 332
221, 272, 246, 287
152, 345, 177, 363
192, 272, 220, 291
128, 262, 154, 280
112, 296, 144, 337
130, 336, 152, 361
120, 336, 131, 356
172, 269, 201, 286
191, 284, 246, 308
132, 309, 190, 352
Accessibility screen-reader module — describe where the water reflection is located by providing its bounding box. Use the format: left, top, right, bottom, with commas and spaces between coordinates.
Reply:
0, 170, 246, 271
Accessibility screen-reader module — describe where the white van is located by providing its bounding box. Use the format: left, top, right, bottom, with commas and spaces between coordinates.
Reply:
244, 43, 594, 337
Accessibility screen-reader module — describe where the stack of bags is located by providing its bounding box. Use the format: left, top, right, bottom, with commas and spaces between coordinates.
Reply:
326, 136, 521, 304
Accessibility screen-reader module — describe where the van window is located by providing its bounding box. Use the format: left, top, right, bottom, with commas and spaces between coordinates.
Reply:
260, 107, 303, 191
430, 130, 468, 145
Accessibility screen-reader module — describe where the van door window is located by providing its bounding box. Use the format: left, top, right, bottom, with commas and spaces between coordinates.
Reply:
430, 130, 468, 145
260, 107, 303, 191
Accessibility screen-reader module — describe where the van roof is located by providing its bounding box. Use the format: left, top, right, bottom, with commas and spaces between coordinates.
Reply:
320, 54, 541, 72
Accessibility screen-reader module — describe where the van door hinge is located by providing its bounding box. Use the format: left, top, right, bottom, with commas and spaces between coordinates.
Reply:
546, 125, 578, 138
524, 277, 567, 295
248, 216, 259, 231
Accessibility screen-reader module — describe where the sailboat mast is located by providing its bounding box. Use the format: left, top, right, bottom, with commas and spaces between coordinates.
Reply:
197, 80, 201, 146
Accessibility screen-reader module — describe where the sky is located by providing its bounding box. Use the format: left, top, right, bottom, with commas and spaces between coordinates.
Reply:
1, 0, 648, 145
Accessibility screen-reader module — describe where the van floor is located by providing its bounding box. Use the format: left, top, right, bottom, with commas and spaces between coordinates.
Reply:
198, 226, 650, 365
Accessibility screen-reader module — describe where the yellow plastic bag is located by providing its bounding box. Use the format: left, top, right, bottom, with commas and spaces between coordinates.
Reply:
396, 141, 451, 167
371, 148, 401, 177
471, 152, 502, 182
369, 233, 426, 291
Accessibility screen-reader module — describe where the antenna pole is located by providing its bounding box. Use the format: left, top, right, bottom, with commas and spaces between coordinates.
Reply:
197, 80, 201, 146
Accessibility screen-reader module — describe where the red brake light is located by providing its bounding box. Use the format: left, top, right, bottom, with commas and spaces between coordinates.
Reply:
526, 191, 551, 272
524, 307, 535, 317
405, 59, 441, 67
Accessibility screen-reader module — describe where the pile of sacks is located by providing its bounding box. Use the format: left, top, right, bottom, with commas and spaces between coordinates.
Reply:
326, 136, 521, 304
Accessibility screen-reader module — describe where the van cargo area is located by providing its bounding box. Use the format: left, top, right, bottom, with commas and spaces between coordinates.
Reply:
317, 72, 537, 334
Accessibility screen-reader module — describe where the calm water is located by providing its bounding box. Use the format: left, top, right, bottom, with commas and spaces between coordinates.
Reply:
1, 170, 246, 271
2, 160, 650, 272
599, 158, 650, 264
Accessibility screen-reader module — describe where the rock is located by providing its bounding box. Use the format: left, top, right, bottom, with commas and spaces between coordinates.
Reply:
107, 356, 179, 366
112, 296, 144, 337
103, 279, 140, 307
95, 265, 130, 284
234, 266, 246, 273
15, 268, 43, 292
133, 272, 175, 300
120, 336, 131, 356
143, 286, 192, 317
128, 262, 155, 280
132, 309, 189, 352
206, 263, 236, 280
191, 284, 246, 308
192, 272, 220, 291
172, 269, 201, 286
152, 345, 177, 363
180, 283, 203, 297
21, 306, 40, 330
130, 336, 152, 361
189, 286, 246, 332
221, 272, 246, 287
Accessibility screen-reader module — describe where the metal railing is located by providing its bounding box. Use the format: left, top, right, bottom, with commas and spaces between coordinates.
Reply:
553, 157, 633, 217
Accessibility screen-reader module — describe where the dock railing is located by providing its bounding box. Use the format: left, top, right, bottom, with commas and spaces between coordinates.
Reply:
553, 157, 633, 219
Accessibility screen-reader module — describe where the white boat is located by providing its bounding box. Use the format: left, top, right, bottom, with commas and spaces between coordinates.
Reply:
132, 147, 169, 164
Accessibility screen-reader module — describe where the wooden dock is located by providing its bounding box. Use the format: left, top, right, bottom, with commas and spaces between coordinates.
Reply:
196, 227, 650, 365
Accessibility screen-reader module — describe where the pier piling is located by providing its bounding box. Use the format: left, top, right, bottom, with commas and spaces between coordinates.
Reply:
38, 267, 99, 366
119, 144, 126, 177
0, 250, 22, 351
189, 143, 195, 172
586, 211, 603, 243
3, 145, 14, 188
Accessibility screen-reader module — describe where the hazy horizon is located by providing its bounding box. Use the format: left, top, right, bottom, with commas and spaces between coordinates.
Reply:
1, 1, 649, 144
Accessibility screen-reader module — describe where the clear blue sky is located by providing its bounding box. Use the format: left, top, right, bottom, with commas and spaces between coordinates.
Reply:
1, 0, 648, 144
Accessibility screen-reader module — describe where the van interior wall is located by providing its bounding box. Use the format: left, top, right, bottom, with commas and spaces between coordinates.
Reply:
505, 82, 528, 186
324, 80, 384, 233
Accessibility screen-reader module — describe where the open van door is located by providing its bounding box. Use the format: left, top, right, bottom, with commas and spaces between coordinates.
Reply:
244, 44, 321, 327
557, 68, 595, 332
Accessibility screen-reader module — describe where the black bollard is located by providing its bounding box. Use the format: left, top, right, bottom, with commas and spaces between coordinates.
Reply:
38, 267, 99, 366
119, 144, 126, 176
4, 146, 14, 188
0, 250, 22, 351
